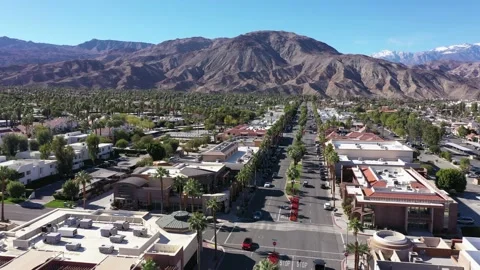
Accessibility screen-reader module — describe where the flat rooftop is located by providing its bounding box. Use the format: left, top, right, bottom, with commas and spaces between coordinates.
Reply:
332, 140, 413, 151
1, 209, 196, 265
225, 146, 259, 164
339, 155, 409, 166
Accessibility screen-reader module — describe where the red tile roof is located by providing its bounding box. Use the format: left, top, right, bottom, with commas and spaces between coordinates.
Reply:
410, 182, 426, 189
368, 192, 445, 202
360, 166, 377, 184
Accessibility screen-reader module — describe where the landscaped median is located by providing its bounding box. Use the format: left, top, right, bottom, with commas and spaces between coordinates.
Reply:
285, 161, 302, 196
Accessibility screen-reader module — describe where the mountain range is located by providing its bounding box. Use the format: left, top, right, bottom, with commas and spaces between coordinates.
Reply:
0, 32, 479, 99
372, 43, 480, 65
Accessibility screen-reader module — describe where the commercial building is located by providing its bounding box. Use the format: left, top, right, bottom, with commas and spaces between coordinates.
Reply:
342, 165, 457, 234
113, 162, 230, 212
328, 139, 415, 177
0, 156, 57, 185
369, 231, 480, 270
201, 141, 239, 162
0, 209, 196, 270
216, 124, 266, 141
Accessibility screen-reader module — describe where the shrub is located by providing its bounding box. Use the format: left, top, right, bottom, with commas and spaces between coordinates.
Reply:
7, 181, 26, 199
115, 139, 129, 148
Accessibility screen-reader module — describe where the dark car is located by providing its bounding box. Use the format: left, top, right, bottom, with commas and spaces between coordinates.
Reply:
242, 238, 253, 250
321, 184, 328, 189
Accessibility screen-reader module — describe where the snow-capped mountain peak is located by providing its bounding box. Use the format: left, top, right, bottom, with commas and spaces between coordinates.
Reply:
372, 42, 480, 65
371, 50, 395, 58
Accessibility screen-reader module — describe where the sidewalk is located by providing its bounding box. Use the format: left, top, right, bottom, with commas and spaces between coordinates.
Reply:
331, 183, 376, 236
201, 240, 225, 270
216, 189, 254, 224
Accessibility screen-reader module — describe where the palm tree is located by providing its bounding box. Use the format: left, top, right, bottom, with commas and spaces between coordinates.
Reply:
206, 198, 221, 259
347, 242, 370, 270
189, 212, 207, 270
348, 218, 364, 270
141, 258, 157, 270
184, 178, 203, 212
74, 170, 92, 209
326, 150, 340, 206
173, 175, 187, 210
152, 167, 169, 213
253, 259, 279, 270
0, 166, 16, 222
286, 165, 300, 194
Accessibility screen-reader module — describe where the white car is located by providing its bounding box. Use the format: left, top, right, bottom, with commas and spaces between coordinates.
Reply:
264, 182, 273, 188
324, 203, 333, 210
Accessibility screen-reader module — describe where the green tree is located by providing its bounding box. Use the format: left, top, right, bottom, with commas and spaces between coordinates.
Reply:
253, 259, 279, 270
17, 136, 28, 152
29, 140, 40, 151
429, 144, 441, 154
7, 181, 25, 199
348, 217, 364, 270
436, 168, 467, 193
147, 142, 166, 160
287, 146, 303, 165
346, 242, 370, 270
115, 139, 129, 148
86, 133, 100, 162
440, 151, 452, 162
173, 175, 187, 210
141, 258, 157, 270
188, 212, 207, 270
184, 178, 203, 212
39, 143, 51, 159
62, 180, 80, 201
420, 164, 434, 176
51, 137, 75, 177
457, 125, 469, 137
35, 127, 53, 146
136, 157, 153, 167
152, 167, 169, 213
327, 150, 340, 207
0, 166, 17, 221
422, 125, 441, 147
2, 133, 19, 156
286, 165, 300, 195
74, 170, 92, 209
459, 158, 471, 173
207, 198, 221, 259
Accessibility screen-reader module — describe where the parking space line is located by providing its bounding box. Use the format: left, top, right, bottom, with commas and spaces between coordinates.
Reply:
211, 224, 223, 242
277, 208, 282, 222
224, 223, 236, 244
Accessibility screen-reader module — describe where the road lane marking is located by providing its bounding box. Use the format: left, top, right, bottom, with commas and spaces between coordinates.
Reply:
223, 248, 343, 261
224, 223, 236, 244
291, 255, 295, 270
211, 224, 223, 242
277, 208, 282, 222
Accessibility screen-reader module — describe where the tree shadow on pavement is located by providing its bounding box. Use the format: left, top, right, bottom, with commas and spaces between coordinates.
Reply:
219, 251, 256, 270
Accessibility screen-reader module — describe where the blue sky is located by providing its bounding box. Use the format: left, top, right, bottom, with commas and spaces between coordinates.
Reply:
1, 0, 479, 55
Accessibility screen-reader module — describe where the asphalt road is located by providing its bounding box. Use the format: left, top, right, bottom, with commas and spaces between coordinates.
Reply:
3, 204, 52, 223
217, 105, 344, 270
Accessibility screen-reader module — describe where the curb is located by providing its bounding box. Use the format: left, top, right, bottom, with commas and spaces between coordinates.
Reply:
215, 244, 226, 270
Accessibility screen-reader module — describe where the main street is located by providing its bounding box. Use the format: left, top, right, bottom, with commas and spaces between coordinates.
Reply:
216, 105, 345, 270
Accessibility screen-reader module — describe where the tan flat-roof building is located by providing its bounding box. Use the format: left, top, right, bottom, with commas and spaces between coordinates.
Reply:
342, 165, 457, 234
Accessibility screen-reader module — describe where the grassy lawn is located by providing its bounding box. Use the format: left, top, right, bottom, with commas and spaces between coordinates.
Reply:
44, 200, 73, 208
2, 198, 25, 204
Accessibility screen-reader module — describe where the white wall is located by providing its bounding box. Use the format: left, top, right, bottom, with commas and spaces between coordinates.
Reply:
2, 160, 57, 185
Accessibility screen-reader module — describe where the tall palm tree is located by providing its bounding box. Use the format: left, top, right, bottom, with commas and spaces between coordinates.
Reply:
74, 170, 92, 209
347, 242, 370, 270
326, 150, 340, 206
348, 218, 364, 270
0, 166, 16, 222
152, 167, 169, 213
173, 175, 187, 210
206, 198, 221, 259
253, 259, 279, 270
184, 178, 203, 212
189, 212, 207, 270
286, 165, 300, 194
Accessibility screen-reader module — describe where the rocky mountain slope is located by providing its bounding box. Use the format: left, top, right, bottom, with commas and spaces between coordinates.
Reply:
0, 31, 479, 99
372, 43, 480, 65
0, 36, 152, 66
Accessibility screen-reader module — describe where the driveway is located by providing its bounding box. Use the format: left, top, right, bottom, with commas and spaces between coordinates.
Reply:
30, 180, 65, 204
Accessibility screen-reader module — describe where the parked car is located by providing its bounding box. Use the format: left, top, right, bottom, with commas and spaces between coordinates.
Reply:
457, 217, 475, 225
324, 203, 333, 210
264, 182, 273, 188
321, 184, 328, 189
242, 237, 253, 250
303, 181, 309, 187
253, 211, 262, 220
307, 169, 315, 173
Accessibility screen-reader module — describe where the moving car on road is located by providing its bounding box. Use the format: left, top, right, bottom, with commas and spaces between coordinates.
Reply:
242, 237, 253, 250
457, 217, 475, 225
253, 211, 263, 220
321, 183, 328, 189
324, 203, 333, 210
264, 182, 273, 188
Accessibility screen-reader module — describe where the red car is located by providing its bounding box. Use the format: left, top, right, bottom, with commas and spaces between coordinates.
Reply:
242, 238, 252, 250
